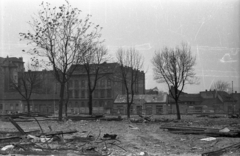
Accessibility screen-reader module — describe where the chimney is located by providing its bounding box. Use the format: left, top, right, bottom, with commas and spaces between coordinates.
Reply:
235, 91, 237, 94
205, 90, 207, 92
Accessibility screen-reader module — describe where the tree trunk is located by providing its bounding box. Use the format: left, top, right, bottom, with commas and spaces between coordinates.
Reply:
27, 100, 31, 115
175, 99, 181, 120
127, 103, 131, 118
58, 83, 65, 121
88, 91, 93, 115
65, 102, 68, 118
126, 94, 131, 118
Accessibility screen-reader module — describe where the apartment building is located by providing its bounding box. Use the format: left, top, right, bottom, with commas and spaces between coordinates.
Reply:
67, 63, 145, 114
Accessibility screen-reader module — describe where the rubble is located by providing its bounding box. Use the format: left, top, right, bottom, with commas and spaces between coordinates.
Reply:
0, 117, 125, 156
202, 142, 240, 156
160, 125, 240, 137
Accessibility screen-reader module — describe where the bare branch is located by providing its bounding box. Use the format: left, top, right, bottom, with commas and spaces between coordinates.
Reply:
19, 1, 103, 121
116, 47, 144, 118
211, 80, 231, 92
152, 42, 198, 120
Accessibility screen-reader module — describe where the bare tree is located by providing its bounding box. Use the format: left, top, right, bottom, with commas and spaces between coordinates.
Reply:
152, 43, 198, 120
19, 2, 102, 120
116, 47, 144, 118
11, 63, 43, 115
82, 45, 108, 115
211, 80, 231, 92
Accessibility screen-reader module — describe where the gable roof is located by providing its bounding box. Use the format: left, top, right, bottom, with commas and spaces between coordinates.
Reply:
145, 94, 168, 103
217, 91, 237, 102
232, 93, 240, 101
200, 90, 217, 98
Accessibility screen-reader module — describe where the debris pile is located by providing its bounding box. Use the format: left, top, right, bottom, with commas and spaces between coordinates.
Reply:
161, 125, 240, 156
160, 125, 240, 137
0, 117, 124, 156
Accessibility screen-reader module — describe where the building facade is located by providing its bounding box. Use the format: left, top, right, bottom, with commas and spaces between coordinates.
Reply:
168, 89, 237, 115
0, 56, 60, 115
67, 63, 145, 114
0, 57, 25, 114
113, 93, 168, 115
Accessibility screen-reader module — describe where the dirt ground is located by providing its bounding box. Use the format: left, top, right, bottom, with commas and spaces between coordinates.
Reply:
1, 114, 240, 156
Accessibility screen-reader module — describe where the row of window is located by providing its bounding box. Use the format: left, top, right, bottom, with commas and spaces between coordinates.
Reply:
68, 100, 111, 107
115, 105, 164, 115
69, 89, 112, 99
69, 79, 111, 88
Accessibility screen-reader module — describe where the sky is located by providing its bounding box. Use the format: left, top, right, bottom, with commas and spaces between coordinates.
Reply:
0, 0, 240, 93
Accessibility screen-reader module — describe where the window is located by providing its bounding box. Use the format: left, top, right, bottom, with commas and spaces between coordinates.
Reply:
75, 90, 79, 98
75, 102, 78, 108
106, 101, 111, 108
107, 80, 111, 87
34, 104, 38, 112
81, 90, 85, 98
10, 104, 13, 110
68, 102, 72, 108
94, 90, 98, 98
156, 105, 163, 115
81, 102, 85, 107
99, 101, 103, 107
136, 106, 142, 115
146, 106, 152, 115
100, 89, 105, 98
75, 80, 79, 88
117, 106, 124, 114
135, 85, 139, 94
107, 89, 111, 98
81, 80, 85, 88
195, 106, 203, 113
94, 101, 99, 107
122, 88, 126, 94
69, 80, 73, 88
100, 79, 105, 87
69, 90, 73, 98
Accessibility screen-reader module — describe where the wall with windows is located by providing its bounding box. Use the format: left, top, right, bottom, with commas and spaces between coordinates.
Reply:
0, 100, 24, 114
67, 63, 145, 114
68, 75, 115, 114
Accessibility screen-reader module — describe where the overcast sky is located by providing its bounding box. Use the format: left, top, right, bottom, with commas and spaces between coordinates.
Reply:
0, 0, 239, 93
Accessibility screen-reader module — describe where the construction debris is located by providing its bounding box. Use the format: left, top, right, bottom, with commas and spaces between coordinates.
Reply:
138, 114, 152, 122
202, 142, 240, 156
160, 125, 240, 137
200, 137, 217, 141
103, 134, 118, 140
0, 117, 125, 155
129, 125, 139, 130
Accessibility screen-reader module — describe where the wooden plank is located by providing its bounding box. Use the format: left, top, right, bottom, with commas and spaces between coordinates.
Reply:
160, 126, 206, 131
39, 129, 78, 137
202, 142, 240, 156
8, 117, 25, 135
171, 130, 239, 137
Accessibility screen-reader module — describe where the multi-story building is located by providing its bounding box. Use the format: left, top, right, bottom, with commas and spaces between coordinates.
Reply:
0, 57, 25, 114
0, 58, 145, 115
0, 56, 60, 115
67, 62, 145, 114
